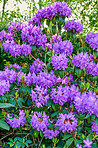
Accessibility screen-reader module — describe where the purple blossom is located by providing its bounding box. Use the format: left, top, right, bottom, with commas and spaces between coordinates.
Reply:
50, 34, 62, 44
83, 139, 92, 148
53, 40, 73, 55
32, 71, 57, 88
8, 22, 21, 33
30, 85, 49, 108
0, 68, 17, 83
86, 32, 98, 50
51, 53, 68, 70
28, 2, 71, 25
21, 24, 47, 47
86, 62, 98, 76
77, 144, 82, 148
91, 121, 98, 135
30, 112, 51, 131
72, 52, 89, 69
55, 112, 78, 133
6, 110, 25, 128
64, 20, 83, 33
3, 40, 32, 58
30, 58, 44, 74
50, 86, 70, 105
74, 91, 98, 116
0, 80, 10, 96
43, 129, 59, 139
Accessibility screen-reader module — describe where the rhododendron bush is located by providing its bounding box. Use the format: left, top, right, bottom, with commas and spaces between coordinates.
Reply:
0, 1, 98, 148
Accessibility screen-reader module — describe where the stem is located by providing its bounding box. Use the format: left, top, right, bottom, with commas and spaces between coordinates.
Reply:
32, 135, 37, 146
29, 53, 41, 64
1, 0, 7, 22
38, 136, 44, 148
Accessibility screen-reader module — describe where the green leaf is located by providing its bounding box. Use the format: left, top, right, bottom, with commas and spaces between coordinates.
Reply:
0, 120, 10, 130
62, 133, 72, 140
26, 140, 32, 143
0, 103, 14, 108
95, 118, 98, 124
17, 100, 22, 108
64, 138, 74, 147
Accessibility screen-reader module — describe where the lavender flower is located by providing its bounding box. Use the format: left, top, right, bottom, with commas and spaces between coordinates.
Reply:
72, 52, 89, 69
83, 139, 92, 148
51, 54, 68, 70
43, 129, 59, 139
28, 2, 71, 25
0, 80, 10, 96
30, 112, 51, 131
30, 85, 49, 108
86, 32, 98, 50
77, 144, 82, 148
32, 71, 57, 88
53, 40, 73, 55
91, 121, 98, 135
55, 112, 78, 133
3, 40, 32, 58
50, 86, 70, 105
30, 58, 44, 74
6, 110, 25, 128
64, 20, 83, 33
50, 34, 62, 44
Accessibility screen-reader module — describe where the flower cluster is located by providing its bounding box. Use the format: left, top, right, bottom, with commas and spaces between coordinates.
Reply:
51, 54, 68, 70
8, 22, 21, 33
32, 71, 57, 88
55, 112, 78, 133
53, 40, 73, 55
72, 52, 89, 69
30, 58, 44, 74
5, 63, 21, 70
86, 32, 98, 50
0, 68, 17, 83
0, 80, 10, 96
7, 110, 25, 128
72, 52, 98, 76
77, 139, 92, 148
28, 1, 71, 25
3, 40, 32, 58
30, 85, 49, 108
64, 20, 83, 33
0, 30, 13, 42
21, 24, 47, 47
91, 121, 98, 135
50, 34, 62, 44
74, 91, 98, 117
50, 86, 70, 105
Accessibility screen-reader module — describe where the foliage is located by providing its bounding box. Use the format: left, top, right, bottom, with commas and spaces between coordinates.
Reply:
0, 1, 98, 148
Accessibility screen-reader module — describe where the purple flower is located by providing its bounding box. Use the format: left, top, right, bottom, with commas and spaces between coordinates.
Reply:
50, 86, 70, 105
51, 53, 68, 70
6, 110, 25, 128
72, 52, 89, 69
32, 71, 57, 88
30, 112, 51, 131
50, 34, 62, 44
30, 85, 49, 108
86, 32, 98, 50
43, 129, 59, 139
64, 20, 83, 33
83, 139, 92, 148
30, 58, 44, 74
91, 121, 98, 135
0, 80, 10, 96
53, 40, 73, 55
55, 112, 78, 133
77, 144, 82, 148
